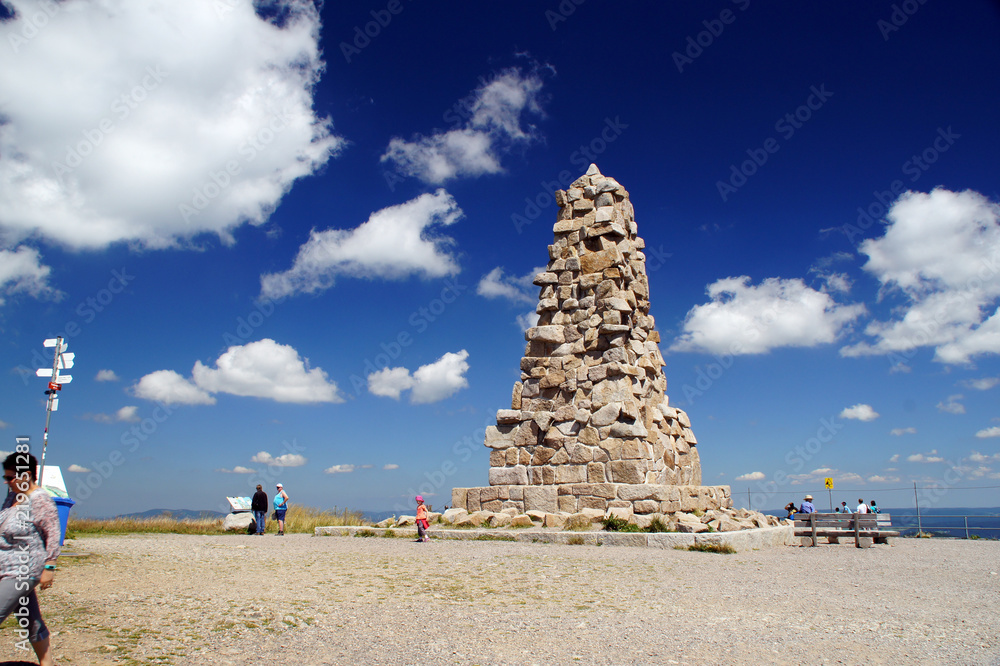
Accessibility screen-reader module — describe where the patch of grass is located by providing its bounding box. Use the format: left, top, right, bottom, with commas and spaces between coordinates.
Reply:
567, 535, 585, 546
68, 504, 367, 535
382, 529, 396, 538
601, 515, 641, 533
686, 542, 735, 555
354, 529, 378, 538
472, 534, 516, 541
646, 516, 673, 533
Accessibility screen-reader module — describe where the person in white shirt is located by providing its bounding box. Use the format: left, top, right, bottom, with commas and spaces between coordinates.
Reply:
856, 498, 869, 514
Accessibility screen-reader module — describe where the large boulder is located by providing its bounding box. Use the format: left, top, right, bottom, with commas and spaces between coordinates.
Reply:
223, 512, 254, 532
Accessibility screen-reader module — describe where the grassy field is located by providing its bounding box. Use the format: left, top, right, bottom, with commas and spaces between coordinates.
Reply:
66, 505, 368, 537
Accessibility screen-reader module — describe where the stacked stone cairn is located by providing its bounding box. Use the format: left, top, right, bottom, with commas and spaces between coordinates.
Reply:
451, 165, 780, 532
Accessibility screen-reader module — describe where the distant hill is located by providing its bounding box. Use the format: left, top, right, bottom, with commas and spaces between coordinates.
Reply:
115, 508, 226, 520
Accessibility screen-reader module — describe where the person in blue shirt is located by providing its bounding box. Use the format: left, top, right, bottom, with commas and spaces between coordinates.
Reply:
799, 494, 816, 513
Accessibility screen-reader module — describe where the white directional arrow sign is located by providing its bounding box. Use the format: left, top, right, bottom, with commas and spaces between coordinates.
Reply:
43, 338, 66, 350
58, 353, 74, 369
54, 375, 72, 384
36, 368, 53, 377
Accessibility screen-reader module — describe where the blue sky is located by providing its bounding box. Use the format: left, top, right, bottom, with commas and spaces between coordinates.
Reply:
1, 1, 999, 516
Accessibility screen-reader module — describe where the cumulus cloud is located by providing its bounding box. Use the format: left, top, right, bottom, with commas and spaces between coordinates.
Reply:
670, 276, 865, 355
867, 474, 900, 484
516, 311, 540, 332
367, 350, 470, 404
67, 464, 91, 473
251, 451, 307, 467
95, 369, 120, 382
217, 466, 256, 474
962, 376, 999, 390
381, 68, 545, 184
477, 266, 541, 305
890, 427, 917, 436
133, 339, 342, 405
260, 190, 463, 299
936, 394, 966, 414
975, 426, 1000, 438
133, 370, 216, 406
908, 450, 945, 463
735, 471, 765, 481
0, 246, 58, 305
839, 404, 879, 422
383, 463, 399, 470
889, 454, 900, 462
969, 450, 1000, 462
0, 0, 342, 251
367, 367, 415, 400
324, 464, 355, 474
840, 189, 1000, 364
191, 339, 341, 403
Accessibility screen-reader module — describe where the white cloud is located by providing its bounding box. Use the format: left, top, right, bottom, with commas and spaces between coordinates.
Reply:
0, 421, 7, 430
969, 450, 1000, 462
134, 339, 340, 405
0, 0, 342, 251
367, 350, 470, 404
963, 377, 1000, 390
890, 427, 917, 436
383, 463, 399, 470
735, 471, 765, 481
936, 394, 966, 414
908, 450, 945, 463
367, 367, 415, 400
670, 276, 865, 354
324, 464, 355, 474
260, 190, 463, 299
516, 311, 540, 332
67, 464, 91, 473
889, 454, 900, 462
477, 266, 541, 305
0, 246, 58, 305
841, 189, 1000, 364
867, 474, 900, 484
975, 426, 1000, 438
115, 406, 140, 422
251, 451, 307, 467
381, 68, 545, 184
133, 370, 216, 406
95, 369, 120, 382
217, 466, 256, 474
191, 339, 342, 404
840, 404, 879, 422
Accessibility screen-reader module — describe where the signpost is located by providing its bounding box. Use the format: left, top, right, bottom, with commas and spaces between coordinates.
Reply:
35, 337, 75, 486
824, 477, 834, 511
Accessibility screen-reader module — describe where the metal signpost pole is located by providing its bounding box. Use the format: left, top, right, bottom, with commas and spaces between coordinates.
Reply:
35, 337, 74, 487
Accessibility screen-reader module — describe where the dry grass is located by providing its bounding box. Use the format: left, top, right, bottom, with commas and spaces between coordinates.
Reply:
67, 505, 368, 536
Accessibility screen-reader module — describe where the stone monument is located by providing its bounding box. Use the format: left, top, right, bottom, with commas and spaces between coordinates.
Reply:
452, 165, 732, 519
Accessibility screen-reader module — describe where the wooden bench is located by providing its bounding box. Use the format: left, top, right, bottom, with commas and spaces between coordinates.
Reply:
793, 512, 899, 548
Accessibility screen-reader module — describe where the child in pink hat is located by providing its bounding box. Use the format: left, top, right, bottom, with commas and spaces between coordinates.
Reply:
415, 495, 430, 542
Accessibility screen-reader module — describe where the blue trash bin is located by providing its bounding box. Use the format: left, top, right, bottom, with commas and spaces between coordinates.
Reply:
52, 497, 76, 546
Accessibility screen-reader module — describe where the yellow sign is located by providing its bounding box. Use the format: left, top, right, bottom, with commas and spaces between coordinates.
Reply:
824, 477, 834, 490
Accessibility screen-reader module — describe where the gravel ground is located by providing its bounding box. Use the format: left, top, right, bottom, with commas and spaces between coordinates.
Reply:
0, 533, 997, 665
